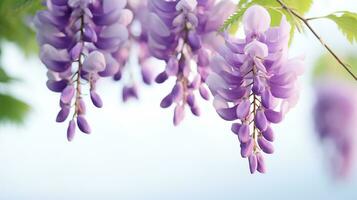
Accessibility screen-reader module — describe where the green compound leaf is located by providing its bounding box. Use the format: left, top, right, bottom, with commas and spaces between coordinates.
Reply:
0, 93, 30, 124
325, 11, 357, 44
220, 0, 313, 41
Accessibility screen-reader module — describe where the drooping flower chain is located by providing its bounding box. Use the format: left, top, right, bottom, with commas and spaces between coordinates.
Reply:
207, 5, 303, 173
148, 0, 234, 125
34, 0, 131, 140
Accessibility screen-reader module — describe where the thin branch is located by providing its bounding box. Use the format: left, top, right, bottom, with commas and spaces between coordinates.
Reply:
276, 0, 357, 81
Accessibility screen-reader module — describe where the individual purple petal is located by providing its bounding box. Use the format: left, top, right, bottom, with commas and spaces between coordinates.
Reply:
98, 53, 120, 77
190, 106, 201, 116
173, 105, 185, 126
197, 49, 209, 66
166, 57, 179, 76
262, 126, 274, 142
83, 24, 98, 42
244, 40, 268, 58
252, 76, 264, 95
236, 99, 250, 119
60, 85, 75, 104
90, 90, 103, 108
270, 84, 294, 99
265, 109, 283, 123
187, 30, 201, 51
82, 51, 106, 72
77, 115, 91, 134
243, 5, 271, 36
141, 61, 154, 85
256, 152, 266, 173
237, 124, 250, 143
255, 110, 268, 131
231, 123, 242, 135
160, 94, 173, 108
171, 83, 184, 102
70, 43, 83, 60
258, 136, 274, 154
248, 154, 257, 174
261, 90, 277, 109
217, 87, 246, 101
67, 119, 76, 142
46, 79, 68, 92
199, 85, 210, 100
40, 44, 71, 72
155, 71, 168, 84
56, 106, 70, 122
240, 138, 254, 158
122, 85, 139, 102
187, 93, 196, 107
216, 105, 238, 121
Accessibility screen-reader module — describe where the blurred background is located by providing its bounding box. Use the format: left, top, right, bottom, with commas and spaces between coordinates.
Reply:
0, 0, 357, 199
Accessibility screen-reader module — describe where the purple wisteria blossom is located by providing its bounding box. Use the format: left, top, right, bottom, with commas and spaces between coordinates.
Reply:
207, 5, 303, 173
113, 0, 157, 102
147, 0, 235, 125
34, 0, 131, 141
314, 79, 357, 179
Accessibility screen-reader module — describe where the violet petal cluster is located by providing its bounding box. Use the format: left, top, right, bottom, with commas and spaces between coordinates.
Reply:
147, 0, 234, 125
314, 79, 357, 179
207, 5, 303, 173
34, 0, 131, 141
113, 0, 156, 102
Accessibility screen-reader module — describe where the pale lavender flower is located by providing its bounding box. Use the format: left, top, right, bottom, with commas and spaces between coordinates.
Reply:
207, 5, 303, 173
112, 0, 157, 102
35, 0, 131, 140
314, 79, 357, 179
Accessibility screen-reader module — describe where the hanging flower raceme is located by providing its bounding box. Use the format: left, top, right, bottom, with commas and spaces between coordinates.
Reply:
314, 79, 357, 179
207, 5, 303, 173
34, 0, 131, 141
112, 0, 156, 102
147, 0, 234, 125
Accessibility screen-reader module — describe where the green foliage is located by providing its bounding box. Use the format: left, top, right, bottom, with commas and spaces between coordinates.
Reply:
0, 0, 42, 54
0, 67, 13, 83
325, 11, 357, 44
0, 0, 41, 125
0, 93, 30, 124
220, 0, 314, 41
313, 54, 357, 81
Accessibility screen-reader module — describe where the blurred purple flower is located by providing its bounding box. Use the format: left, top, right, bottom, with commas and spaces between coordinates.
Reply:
112, 0, 157, 102
207, 5, 303, 173
34, 0, 131, 140
314, 79, 357, 179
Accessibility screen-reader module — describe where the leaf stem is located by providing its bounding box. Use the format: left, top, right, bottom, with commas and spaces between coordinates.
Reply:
276, 0, 357, 81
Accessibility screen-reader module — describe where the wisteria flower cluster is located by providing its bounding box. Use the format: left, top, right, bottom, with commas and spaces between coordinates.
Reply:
314, 79, 357, 179
34, 0, 131, 141
147, 0, 234, 125
33, 1, 307, 174
207, 5, 303, 173
112, 0, 156, 102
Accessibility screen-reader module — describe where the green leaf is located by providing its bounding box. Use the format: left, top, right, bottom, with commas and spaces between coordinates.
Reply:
220, 0, 313, 36
325, 11, 357, 44
0, 93, 30, 124
312, 54, 357, 81
283, 0, 313, 15
0, 67, 13, 83
0, 0, 42, 54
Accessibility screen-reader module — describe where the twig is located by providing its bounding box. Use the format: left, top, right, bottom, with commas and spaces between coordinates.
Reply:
276, 0, 357, 81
